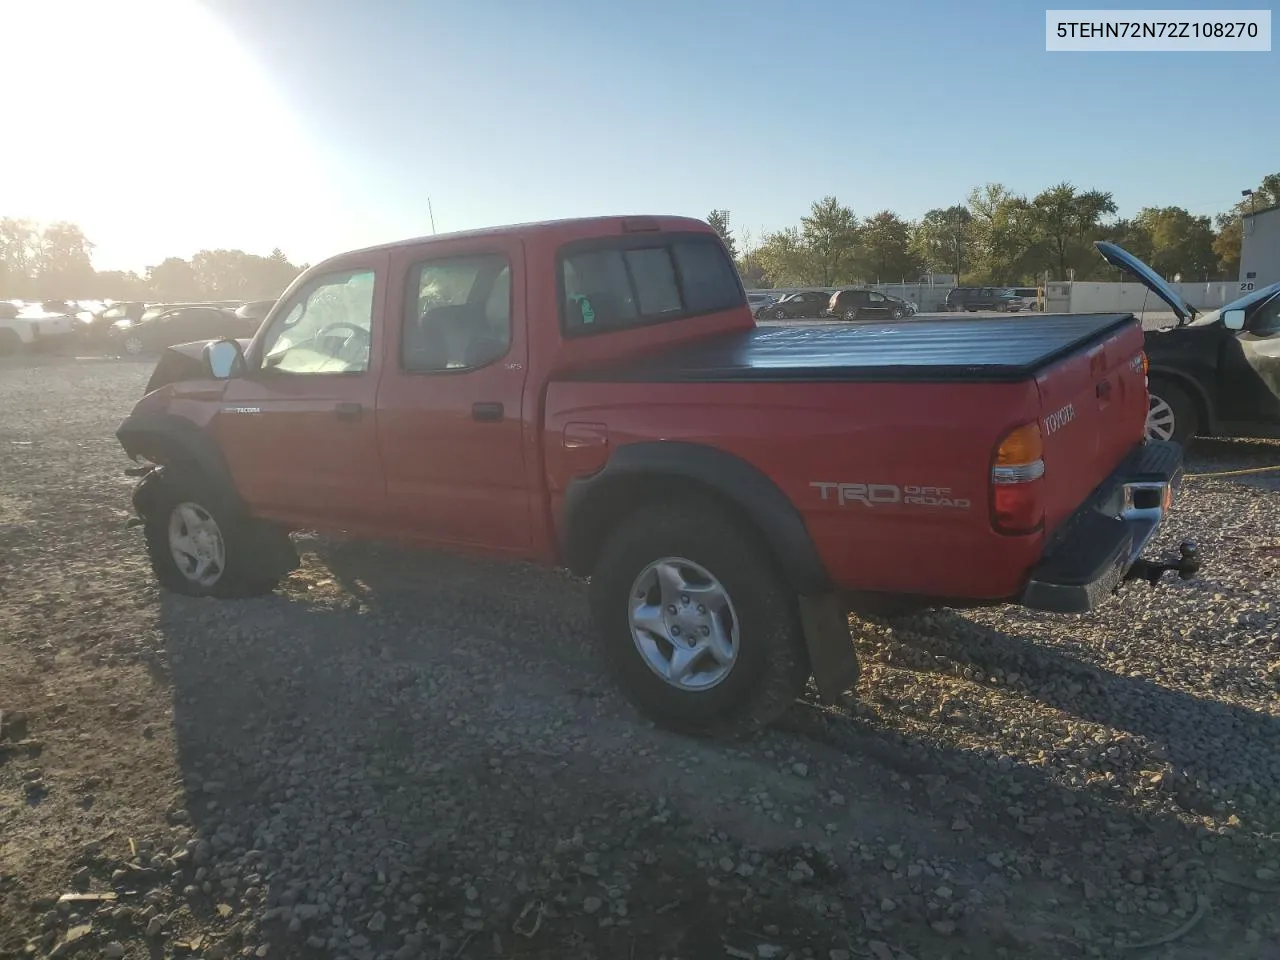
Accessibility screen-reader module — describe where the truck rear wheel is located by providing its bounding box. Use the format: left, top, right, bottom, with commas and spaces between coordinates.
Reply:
139, 471, 287, 599
589, 501, 809, 737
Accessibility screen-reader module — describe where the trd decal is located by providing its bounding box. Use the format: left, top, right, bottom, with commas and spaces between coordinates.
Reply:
810, 482, 971, 509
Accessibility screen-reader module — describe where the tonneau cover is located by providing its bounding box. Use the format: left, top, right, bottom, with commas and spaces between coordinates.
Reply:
563, 313, 1134, 384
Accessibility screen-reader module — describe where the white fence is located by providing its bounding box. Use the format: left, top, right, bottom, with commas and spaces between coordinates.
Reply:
1046, 280, 1248, 313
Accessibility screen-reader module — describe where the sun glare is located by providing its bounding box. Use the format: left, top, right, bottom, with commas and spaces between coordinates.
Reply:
0, 0, 334, 271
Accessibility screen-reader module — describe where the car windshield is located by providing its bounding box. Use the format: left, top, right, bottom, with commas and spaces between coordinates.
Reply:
1187, 280, 1280, 326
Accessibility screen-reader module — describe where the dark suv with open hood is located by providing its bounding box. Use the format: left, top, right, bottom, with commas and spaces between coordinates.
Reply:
1095, 240, 1280, 446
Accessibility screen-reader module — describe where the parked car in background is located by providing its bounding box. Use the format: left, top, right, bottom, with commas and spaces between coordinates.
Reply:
0, 302, 78, 354
107, 305, 258, 357
1094, 240, 1280, 445
758, 290, 830, 320
1011, 287, 1041, 310
828, 288, 912, 321
945, 287, 1025, 312
235, 299, 277, 322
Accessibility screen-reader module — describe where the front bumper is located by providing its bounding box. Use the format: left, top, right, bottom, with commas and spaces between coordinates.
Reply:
1020, 439, 1198, 613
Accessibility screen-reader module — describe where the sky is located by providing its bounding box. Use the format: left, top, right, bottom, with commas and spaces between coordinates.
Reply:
1, 0, 1277, 273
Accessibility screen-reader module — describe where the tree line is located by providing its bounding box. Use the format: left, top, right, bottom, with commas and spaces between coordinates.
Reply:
709, 172, 1280, 289
0, 218, 306, 303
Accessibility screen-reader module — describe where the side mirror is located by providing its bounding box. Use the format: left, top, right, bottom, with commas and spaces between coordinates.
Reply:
203, 339, 245, 379
1222, 308, 1246, 331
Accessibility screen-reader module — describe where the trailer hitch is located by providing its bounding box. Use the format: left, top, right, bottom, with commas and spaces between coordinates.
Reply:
1125, 540, 1200, 586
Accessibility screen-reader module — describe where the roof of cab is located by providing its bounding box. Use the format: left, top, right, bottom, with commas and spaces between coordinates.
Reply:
314, 215, 714, 269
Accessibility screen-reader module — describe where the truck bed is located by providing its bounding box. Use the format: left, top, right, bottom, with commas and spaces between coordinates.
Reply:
562, 313, 1133, 384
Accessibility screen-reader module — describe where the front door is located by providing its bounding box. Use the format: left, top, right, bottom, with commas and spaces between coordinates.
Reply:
864, 292, 892, 319
211, 259, 389, 531
375, 237, 533, 554
1220, 293, 1280, 423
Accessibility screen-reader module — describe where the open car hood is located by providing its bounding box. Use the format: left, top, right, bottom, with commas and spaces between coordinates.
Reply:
1093, 241, 1197, 323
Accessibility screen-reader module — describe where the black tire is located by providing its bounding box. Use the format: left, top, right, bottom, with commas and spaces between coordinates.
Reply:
891, 307, 905, 320
772, 308, 787, 320
1146, 379, 1199, 447
842, 309, 858, 321
139, 470, 285, 598
589, 500, 810, 738
0, 329, 21, 356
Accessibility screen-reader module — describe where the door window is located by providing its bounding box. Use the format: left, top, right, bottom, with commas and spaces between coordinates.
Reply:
403, 253, 511, 372
868, 292, 886, 303
1250, 296, 1280, 337
259, 270, 376, 374
560, 233, 743, 335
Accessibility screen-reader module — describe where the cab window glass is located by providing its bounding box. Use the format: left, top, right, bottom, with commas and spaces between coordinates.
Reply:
402, 254, 511, 372
259, 270, 375, 374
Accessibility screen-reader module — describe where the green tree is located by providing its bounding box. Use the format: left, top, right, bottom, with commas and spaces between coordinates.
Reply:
706, 210, 738, 260
859, 211, 918, 282
967, 183, 1036, 283
753, 227, 812, 287
35, 221, 96, 297
147, 257, 199, 301
910, 206, 971, 277
1027, 182, 1117, 280
93, 270, 148, 300
800, 196, 860, 285
1213, 172, 1280, 277
1131, 206, 1216, 280
0, 217, 41, 298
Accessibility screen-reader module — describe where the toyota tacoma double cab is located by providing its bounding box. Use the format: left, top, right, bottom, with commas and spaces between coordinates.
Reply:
115, 215, 1199, 736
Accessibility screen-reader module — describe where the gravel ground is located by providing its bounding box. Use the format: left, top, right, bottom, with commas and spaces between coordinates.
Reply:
2, 354, 1280, 960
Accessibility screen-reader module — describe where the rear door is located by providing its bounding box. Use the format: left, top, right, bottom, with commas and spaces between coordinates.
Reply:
213, 261, 388, 529
375, 236, 533, 553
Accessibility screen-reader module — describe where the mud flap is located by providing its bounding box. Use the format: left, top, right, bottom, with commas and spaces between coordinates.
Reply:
797, 593, 860, 704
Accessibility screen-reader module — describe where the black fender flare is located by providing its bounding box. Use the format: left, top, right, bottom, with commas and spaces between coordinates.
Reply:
116, 412, 245, 517
1147, 367, 1216, 432
561, 441, 831, 595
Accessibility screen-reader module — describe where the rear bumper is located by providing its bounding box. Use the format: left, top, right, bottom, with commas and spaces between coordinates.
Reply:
1020, 439, 1196, 613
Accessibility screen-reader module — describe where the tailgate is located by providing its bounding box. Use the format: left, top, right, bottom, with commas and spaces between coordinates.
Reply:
1035, 316, 1148, 536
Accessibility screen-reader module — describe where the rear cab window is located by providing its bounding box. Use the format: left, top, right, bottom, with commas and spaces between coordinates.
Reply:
559, 232, 743, 336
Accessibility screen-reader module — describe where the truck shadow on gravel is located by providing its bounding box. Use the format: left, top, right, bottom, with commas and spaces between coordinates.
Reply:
875, 608, 1280, 826
150, 537, 1278, 960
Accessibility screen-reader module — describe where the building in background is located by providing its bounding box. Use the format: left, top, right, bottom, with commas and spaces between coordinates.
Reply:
1240, 204, 1280, 291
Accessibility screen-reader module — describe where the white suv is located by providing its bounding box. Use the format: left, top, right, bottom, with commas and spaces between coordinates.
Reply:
0, 302, 77, 355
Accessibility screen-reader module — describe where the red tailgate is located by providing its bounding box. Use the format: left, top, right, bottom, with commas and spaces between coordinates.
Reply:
1034, 319, 1148, 537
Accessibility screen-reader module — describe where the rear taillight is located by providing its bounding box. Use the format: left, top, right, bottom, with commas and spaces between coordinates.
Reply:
991, 421, 1045, 535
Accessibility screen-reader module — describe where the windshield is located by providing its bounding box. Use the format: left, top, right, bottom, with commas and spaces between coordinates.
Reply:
1187, 280, 1280, 326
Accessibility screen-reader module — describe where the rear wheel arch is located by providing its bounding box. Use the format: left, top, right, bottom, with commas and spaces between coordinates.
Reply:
561, 442, 831, 596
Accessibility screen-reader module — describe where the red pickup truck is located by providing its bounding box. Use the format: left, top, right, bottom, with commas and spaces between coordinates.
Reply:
116, 215, 1199, 735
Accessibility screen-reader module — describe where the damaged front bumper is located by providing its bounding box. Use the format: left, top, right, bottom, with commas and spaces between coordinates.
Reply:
1021, 439, 1200, 614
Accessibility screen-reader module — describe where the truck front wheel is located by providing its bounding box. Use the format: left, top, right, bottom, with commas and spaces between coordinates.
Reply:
139, 471, 289, 599
589, 502, 809, 737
